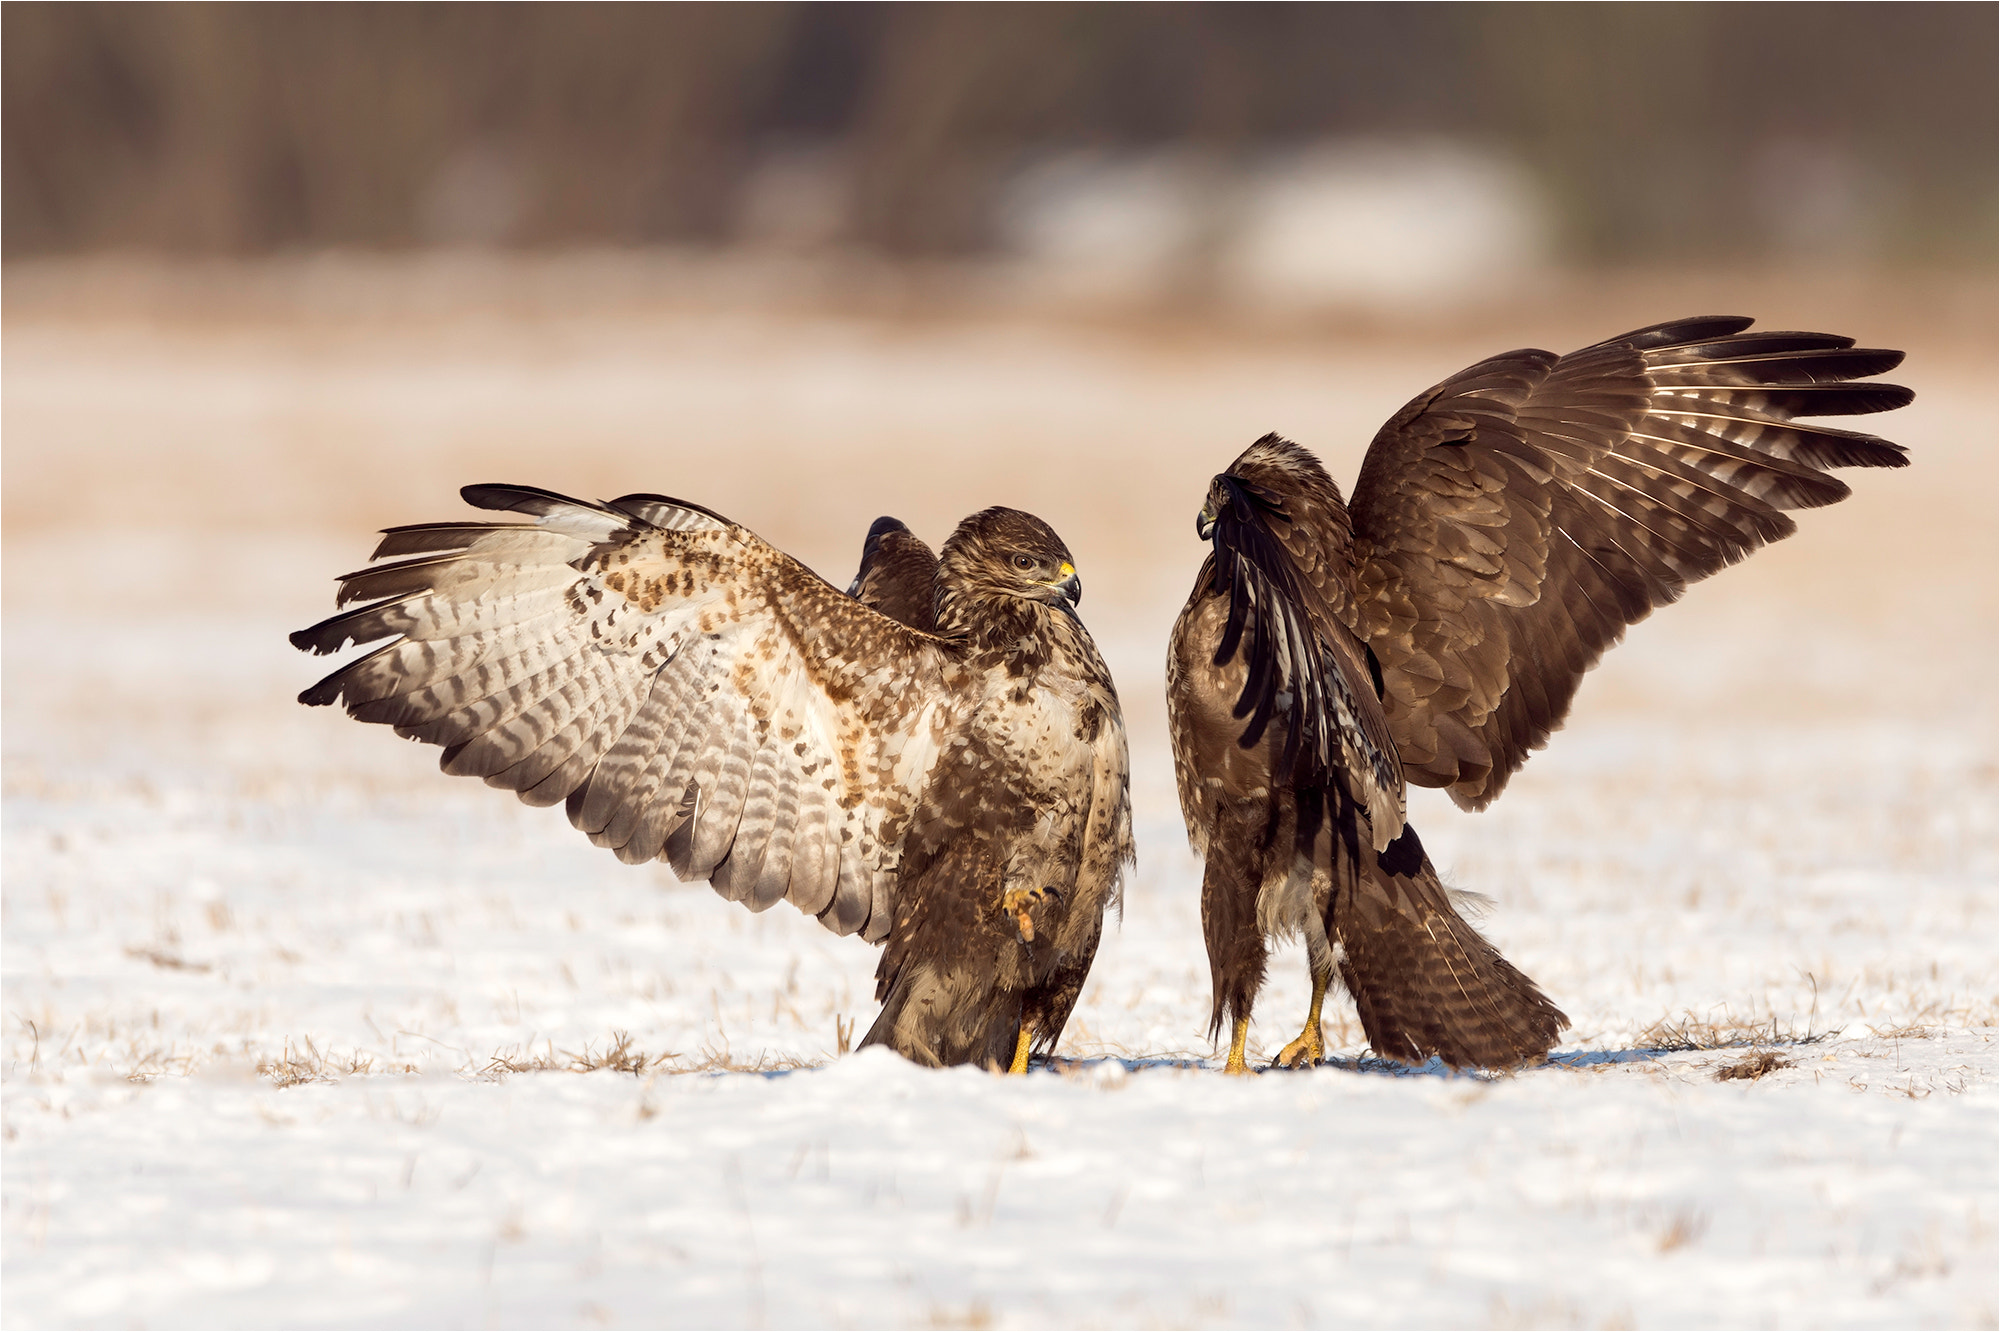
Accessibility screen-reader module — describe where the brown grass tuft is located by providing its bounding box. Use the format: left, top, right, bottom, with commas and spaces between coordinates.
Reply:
1714, 1051, 1790, 1082
483, 1030, 672, 1077
1637, 1011, 1827, 1053
258, 1036, 384, 1086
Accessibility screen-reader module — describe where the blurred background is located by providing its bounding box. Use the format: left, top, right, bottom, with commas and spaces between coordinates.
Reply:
4, 1, 1994, 924
6, 4, 1994, 282
7, 3, 1997, 268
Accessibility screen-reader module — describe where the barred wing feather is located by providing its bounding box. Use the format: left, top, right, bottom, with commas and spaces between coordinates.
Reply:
1348, 316, 1910, 809
293, 485, 955, 941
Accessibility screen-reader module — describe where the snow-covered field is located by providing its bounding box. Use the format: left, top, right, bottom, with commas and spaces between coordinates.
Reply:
5, 260, 1995, 1328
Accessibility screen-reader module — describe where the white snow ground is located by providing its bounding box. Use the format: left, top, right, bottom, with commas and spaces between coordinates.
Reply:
4, 266, 1995, 1329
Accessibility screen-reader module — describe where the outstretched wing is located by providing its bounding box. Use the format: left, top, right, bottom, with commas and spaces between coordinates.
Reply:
1202, 442, 1404, 849
846, 516, 940, 631
1347, 316, 1911, 809
292, 484, 959, 941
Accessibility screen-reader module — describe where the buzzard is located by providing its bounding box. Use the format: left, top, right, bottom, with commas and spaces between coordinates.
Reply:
1167, 316, 1910, 1072
292, 487, 1133, 1072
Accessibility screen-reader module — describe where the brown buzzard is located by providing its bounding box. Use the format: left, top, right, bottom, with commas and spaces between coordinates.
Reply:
1168, 316, 1910, 1072
293, 487, 1133, 1071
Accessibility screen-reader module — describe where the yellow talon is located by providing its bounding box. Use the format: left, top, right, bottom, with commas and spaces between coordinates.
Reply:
1272, 969, 1331, 1069
1000, 888, 1048, 940
1008, 1024, 1034, 1074
1273, 1023, 1324, 1069
1223, 1015, 1253, 1075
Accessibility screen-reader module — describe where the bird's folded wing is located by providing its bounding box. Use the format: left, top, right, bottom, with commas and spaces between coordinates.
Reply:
1205, 478, 1404, 849
292, 484, 956, 941
1346, 315, 1910, 810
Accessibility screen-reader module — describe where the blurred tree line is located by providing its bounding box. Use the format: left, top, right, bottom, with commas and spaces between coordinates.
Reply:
5, 1, 1992, 262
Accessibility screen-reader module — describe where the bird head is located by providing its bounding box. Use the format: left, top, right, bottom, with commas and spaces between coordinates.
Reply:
1200, 466, 1264, 540
1195, 473, 1249, 541
938, 507, 1082, 616
1198, 435, 1343, 543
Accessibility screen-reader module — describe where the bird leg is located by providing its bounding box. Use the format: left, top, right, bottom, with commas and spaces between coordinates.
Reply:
1223, 1015, 1254, 1074
1272, 967, 1330, 1068
1007, 1023, 1034, 1075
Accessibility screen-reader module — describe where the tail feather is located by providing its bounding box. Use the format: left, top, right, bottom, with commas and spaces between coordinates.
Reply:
861, 836, 1025, 1069
1332, 825, 1566, 1070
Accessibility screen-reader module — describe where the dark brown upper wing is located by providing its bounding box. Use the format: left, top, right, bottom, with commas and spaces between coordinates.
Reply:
1346, 315, 1911, 809
847, 516, 940, 631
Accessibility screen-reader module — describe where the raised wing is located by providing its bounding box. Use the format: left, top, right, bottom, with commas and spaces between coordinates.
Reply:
292, 484, 958, 940
1347, 315, 1910, 809
1200, 441, 1404, 848
846, 516, 939, 631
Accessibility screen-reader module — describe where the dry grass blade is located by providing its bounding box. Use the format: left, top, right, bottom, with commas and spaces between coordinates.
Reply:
123, 946, 211, 973
257, 1036, 379, 1086
1636, 1011, 1829, 1053
1654, 1209, 1712, 1252
482, 1030, 680, 1078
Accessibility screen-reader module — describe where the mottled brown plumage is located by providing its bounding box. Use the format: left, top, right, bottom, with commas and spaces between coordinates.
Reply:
1168, 316, 1910, 1070
847, 516, 940, 630
294, 488, 1131, 1070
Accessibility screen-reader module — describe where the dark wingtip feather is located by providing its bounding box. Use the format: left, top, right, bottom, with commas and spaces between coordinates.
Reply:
460, 483, 593, 516
1612, 315, 1756, 350
371, 522, 509, 560
289, 594, 414, 656
289, 615, 356, 656
1670, 342, 1904, 384
1798, 429, 1909, 472
297, 666, 347, 707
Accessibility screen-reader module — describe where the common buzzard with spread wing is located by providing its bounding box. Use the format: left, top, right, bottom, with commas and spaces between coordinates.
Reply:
294, 488, 1132, 1071
1168, 316, 1910, 1072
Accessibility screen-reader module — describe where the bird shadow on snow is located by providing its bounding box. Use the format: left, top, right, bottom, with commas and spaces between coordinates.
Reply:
659, 1035, 1835, 1083
1030, 1054, 1523, 1080
1027, 1045, 1759, 1081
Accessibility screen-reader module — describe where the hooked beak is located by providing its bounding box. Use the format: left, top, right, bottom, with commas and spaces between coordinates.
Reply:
1196, 506, 1217, 541
1043, 560, 1082, 608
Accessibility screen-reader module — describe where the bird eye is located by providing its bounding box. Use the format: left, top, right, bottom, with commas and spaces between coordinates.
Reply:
1011, 554, 1036, 572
